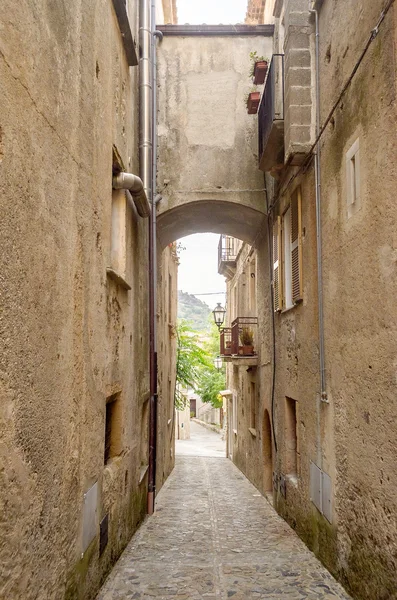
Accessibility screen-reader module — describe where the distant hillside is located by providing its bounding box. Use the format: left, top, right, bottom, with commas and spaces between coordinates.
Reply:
178, 290, 211, 331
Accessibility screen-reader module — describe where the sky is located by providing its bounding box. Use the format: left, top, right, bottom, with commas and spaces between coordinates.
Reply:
177, 234, 226, 310
175, 2, 246, 310
177, 0, 247, 24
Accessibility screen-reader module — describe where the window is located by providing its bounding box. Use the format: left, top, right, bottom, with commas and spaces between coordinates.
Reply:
168, 274, 173, 323
249, 258, 256, 313
168, 378, 173, 420
111, 190, 127, 277
107, 148, 131, 290
250, 382, 256, 430
346, 138, 360, 218
273, 186, 302, 311
285, 397, 299, 477
232, 392, 238, 432
104, 393, 122, 464
140, 399, 149, 467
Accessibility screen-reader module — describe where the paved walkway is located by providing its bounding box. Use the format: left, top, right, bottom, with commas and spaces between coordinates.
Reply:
97, 456, 351, 600
176, 420, 226, 458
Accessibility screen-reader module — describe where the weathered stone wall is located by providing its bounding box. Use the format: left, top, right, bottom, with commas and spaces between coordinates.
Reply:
0, 1, 173, 598
228, 1, 397, 599
156, 29, 272, 247
317, 1, 397, 597
283, 0, 314, 164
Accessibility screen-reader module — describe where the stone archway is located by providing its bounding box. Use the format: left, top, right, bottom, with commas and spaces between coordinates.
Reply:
157, 199, 266, 250
263, 409, 273, 492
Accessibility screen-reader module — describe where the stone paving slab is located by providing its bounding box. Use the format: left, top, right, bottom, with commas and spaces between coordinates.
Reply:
97, 456, 351, 600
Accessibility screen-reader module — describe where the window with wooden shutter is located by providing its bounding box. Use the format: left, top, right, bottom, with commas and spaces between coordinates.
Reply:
273, 216, 282, 311
290, 187, 302, 303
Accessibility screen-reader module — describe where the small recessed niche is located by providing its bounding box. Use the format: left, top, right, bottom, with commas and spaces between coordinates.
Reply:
104, 392, 122, 465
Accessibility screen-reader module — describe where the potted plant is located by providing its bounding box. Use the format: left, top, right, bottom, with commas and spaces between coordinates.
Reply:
239, 327, 255, 356
249, 51, 269, 85
245, 88, 260, 114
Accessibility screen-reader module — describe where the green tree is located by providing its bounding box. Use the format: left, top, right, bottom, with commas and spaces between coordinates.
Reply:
175, 320, 211, 410
196, 368, 225, 408
195, 316, 226, 408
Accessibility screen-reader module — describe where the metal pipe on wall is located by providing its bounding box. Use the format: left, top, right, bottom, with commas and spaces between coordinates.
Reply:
139, 0, 156, 515
312, 7, 326, 468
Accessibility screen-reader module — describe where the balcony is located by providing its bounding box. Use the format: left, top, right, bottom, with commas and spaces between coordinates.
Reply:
220, 327, 232, 357
218, 235, 237, 279
220, 317, 258, 366
258, 54, 284, 173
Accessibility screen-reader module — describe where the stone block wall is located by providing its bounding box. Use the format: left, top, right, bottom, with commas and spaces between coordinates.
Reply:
283, 0, 314, 164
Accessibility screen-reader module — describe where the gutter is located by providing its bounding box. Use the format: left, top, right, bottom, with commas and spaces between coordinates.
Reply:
311, 7, 326, 470
156, 24, 274, 36
139, 0, 157, 515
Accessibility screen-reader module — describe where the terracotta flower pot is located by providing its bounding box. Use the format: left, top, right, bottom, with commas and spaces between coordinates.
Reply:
242, 345, 254, 356
247, 91, 260, 115
253, 60, 268, 85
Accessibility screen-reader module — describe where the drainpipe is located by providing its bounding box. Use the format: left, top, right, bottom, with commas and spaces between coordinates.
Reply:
311, 7, 326, 466
140, 0, 156, 515
150, 6, 164, 514
112, 172, 151, 217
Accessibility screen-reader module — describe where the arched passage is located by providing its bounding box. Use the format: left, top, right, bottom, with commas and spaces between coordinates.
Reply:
157, 199, 266, 249
263, 409, 273, 492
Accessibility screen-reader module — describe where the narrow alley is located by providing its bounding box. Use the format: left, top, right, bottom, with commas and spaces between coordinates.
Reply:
97, 425, 350, 600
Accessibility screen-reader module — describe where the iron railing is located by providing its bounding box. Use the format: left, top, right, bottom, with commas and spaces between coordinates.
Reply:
231, 317, 258, 356
220, 327, 232, 356
258, 54, 284, 163
218, 235, 237, 272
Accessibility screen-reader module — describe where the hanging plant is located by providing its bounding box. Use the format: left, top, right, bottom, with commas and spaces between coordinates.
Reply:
245, 89, 261, 115
249, 51, 269, 85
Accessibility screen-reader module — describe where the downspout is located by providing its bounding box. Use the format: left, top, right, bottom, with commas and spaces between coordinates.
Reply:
312, 7, 326, 467
150, 1, 164, 511
139, 0, 156, 515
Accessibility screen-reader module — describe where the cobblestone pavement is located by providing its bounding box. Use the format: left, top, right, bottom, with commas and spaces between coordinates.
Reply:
97, 457, 351, 600
176, 420, 226, 458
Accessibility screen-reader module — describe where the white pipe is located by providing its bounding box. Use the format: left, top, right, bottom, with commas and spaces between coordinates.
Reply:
112, 172, 151, 217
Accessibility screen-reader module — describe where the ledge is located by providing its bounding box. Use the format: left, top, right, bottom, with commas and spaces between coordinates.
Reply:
157, 24, 274, 37
222, 355, 258, 367
106, 268, 132, 291
112, 0, 138, 66
249, 428, 257, 437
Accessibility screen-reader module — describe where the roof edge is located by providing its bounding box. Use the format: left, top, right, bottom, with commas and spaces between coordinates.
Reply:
156, 24, 274, 36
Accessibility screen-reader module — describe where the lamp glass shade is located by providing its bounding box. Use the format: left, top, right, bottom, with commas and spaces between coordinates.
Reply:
212, 303, 226, 329
214, 356, 223, 370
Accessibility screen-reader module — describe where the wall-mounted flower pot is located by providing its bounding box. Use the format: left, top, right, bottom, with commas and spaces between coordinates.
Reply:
238, 345, 255, 356
253, 60, 268, 85
247, 91, 260, 115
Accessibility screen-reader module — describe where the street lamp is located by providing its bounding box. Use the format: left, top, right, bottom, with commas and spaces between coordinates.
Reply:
214, 356, 223, 371
212, 302, 226, 330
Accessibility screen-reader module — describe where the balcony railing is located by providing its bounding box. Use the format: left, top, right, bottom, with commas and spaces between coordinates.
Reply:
218, 235, 237, 278
258, 54, 284, 172
220, 327, 232, 356
231, 317, 258, 356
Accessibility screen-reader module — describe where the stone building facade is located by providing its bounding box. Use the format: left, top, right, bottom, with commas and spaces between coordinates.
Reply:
0, 1, 177, 598
219, 1, 397, 599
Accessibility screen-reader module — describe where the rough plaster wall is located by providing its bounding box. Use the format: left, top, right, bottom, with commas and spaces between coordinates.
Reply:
156, 34, 271, 245
318, 1, 397, 597
0, 1, 150, 599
